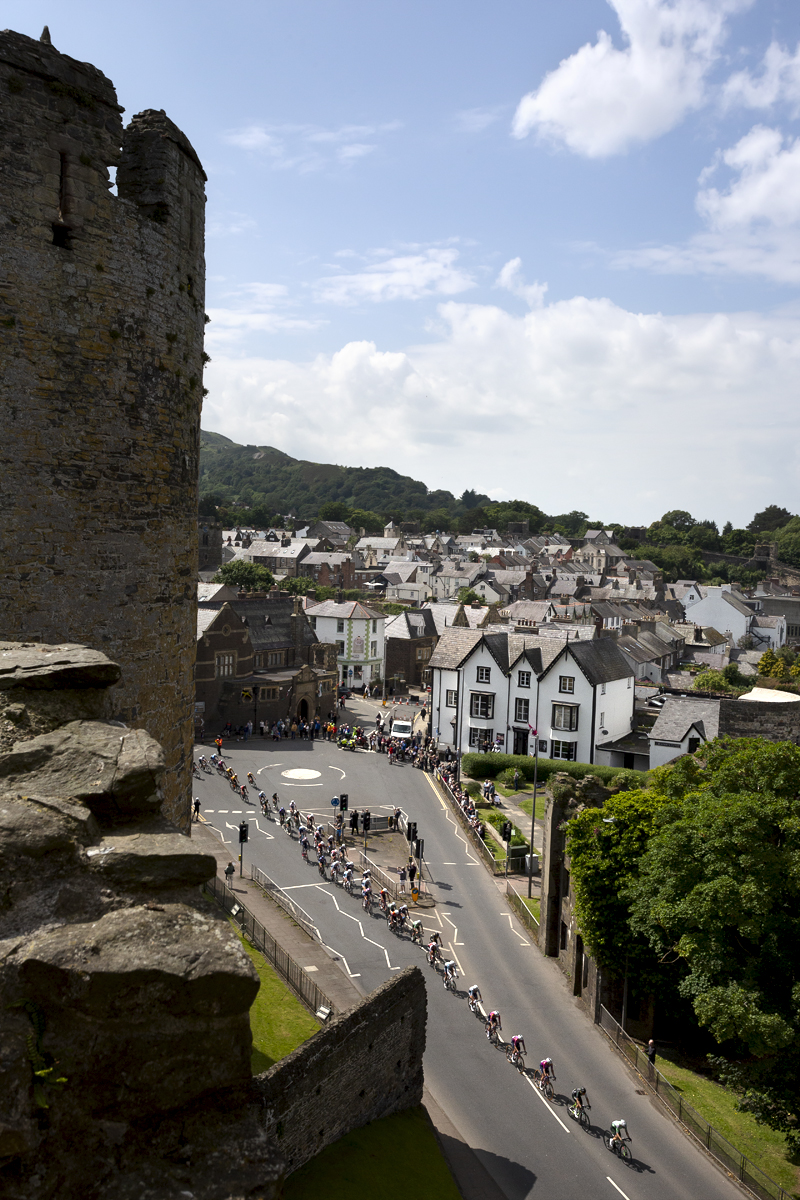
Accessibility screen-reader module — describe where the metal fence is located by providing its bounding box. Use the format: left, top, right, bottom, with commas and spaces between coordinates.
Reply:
204, 874, 336, 1018
435, 772, 514, 876
505, 881, 540, 938
250, 863, 320, 941
598, 1007, 790, 1200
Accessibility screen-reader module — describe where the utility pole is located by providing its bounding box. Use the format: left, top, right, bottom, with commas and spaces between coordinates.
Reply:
528, 685, 540, 900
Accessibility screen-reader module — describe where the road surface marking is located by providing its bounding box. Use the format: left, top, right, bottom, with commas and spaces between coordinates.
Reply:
282, 882, 334, 890
328, 765, 346, 778
424, 774, 480, 865
442, 914, 464, 945
204, 809, 215, 812
282, 768, 321, 780
252, 818, 275, 841
257, 764, 284, 774
442, 862, 457, 865
606, 1178, 631, 1200
500, 912, 530, 945
524, 1076, 571, 1132
277, 782, 323, 786
217, 810, 229, 813
317, 886, 402, 970
304, 965, 318, 972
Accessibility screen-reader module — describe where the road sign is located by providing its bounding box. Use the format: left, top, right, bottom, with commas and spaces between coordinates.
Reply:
411, 887, 420, 903
331, 797, 340, 806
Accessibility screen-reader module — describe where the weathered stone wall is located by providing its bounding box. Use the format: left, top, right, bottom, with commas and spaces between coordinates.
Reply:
255, 965, 426, 1174
0, 29, 206, 831
0, 641, 282, 1199
719, 696, 800, 741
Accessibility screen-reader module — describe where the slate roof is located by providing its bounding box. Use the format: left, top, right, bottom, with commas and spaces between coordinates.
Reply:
650, 697, 720, 742
564, 637, 633, 685
306, 600, 383, 620
302, 552, 352, 566
384, 609, 438, 640
197, 608, 219, 638
428, 627, 484, 669
424, 603, 488, 632
228, 597, 318, 652
722, 590, 755, 618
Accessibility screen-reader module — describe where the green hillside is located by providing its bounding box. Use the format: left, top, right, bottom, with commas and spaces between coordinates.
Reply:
199, 430, 465, 519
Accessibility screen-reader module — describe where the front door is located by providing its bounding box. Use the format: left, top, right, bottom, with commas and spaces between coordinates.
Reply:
513, 728, 528, 755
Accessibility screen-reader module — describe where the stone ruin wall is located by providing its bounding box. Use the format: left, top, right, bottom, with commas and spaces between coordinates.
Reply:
255, 965, 426, 1174
0, 29, 206, 831
0, 640, 428, 1198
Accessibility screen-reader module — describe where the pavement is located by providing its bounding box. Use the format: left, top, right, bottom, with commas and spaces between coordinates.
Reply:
194, 697, 744, 1200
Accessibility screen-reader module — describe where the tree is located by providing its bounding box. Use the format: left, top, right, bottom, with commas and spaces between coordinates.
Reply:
198, 492, 222, 517
625, 739, 800, 1148
318, 501, 352, 522
757, 649, 779, 677
461, 488, 490, 510
214, 561, 274, 591
457, 588, 483, 605
348, 508, 384, 533
747, 505, 793, 533
692, 669, 735, 693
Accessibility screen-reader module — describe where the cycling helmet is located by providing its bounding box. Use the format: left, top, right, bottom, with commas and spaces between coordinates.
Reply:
544, 1057, 552, 1064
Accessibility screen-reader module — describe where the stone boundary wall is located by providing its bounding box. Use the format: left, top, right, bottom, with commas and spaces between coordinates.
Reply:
719, 696, 800, 741
254, 965, 426, 1174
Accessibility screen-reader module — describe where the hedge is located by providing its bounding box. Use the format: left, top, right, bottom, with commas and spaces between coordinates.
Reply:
461, 753, 643, 786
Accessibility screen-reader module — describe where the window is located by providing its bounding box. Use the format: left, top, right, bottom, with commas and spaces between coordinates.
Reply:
371, 641, 378, 658
336, 640, 345, 655
599, 712, 605, 728
310, 617, 317, 630
259, 686, 278, 700
477, 665, 491, 683
627, 677, 632, 689
215, 653, 234, 678
267, 651, 285, 667
552, 704, 578, 731
518, 671, 531, 688
538, 739, 548, 754
552, 740, 577, 760
559, 676, 575, 694
469, 727, 493, 747
372, 619, 377, 632
416, 646, 431, 661
337, 619, 345, 633
600, 682, 606, 695
515, 697, 530, 723
470, 692, 494, 719
445, 689, 458, 707
253, 653, 262, 667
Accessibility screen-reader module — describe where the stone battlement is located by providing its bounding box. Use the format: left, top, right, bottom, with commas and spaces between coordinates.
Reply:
0, 28, 207, 830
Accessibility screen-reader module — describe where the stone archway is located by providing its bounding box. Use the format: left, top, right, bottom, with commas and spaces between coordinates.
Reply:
298, 697, 309, 722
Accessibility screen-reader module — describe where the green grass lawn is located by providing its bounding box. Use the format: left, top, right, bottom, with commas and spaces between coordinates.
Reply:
517, 794, 546, 821
284, 1106, 462, 1200
656, 1053, 800, 1195
233, 926, 320, 1073
519, 893, 540, 922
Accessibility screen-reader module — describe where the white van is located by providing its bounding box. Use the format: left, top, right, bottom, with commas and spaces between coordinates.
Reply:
391, 719, 414, 740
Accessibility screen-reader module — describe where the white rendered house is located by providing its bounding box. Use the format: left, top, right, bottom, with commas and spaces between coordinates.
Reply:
306, 600, 385, 689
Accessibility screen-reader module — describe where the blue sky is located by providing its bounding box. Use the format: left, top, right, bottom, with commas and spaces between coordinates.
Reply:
8, 1, 800, 525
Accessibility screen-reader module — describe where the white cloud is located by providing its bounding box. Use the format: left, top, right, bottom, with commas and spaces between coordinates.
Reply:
312, 248, 475, 306
207, 211, 258, 237
203, 295, 800, 526
495, 258, 548, 307
697, 126, 800, 229
618, 123, 800, 281
512, 0, 745, 157
222, 120, 399, 172
205, 282, 323, 349
723, 41, 800, 110
455, 106, 505, 133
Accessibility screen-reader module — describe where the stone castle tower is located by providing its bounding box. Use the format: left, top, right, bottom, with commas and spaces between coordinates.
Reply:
0, 29, 206, 829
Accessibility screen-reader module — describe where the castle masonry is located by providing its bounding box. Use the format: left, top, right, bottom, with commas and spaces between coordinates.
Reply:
0, 29, 206, 830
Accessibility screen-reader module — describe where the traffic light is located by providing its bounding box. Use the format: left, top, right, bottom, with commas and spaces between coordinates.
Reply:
239, 821, 249, 844
339, 793, 348, 812
414, 838, 424, 860
502, 821, 512, 842
407, 820, 417, 843
363, 811, 371, 832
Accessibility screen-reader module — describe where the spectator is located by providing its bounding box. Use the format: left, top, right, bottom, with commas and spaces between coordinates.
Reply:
399, 866, 407, 893
647, 1040, 656, 1068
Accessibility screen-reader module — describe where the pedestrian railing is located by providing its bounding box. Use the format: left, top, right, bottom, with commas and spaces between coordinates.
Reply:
204, 874, 336, 1018
250, 863, 319, 942
598, 1006, 790, 1200
434, 772, 507, 876
505, 881, 540, 937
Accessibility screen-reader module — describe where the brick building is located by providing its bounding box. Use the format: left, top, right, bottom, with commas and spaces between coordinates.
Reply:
384, 609, 438, 690
297, 552, 357, 590
195, 592, 337, 730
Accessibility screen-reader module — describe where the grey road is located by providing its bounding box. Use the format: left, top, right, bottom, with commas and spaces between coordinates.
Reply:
195, 704, 739, 1200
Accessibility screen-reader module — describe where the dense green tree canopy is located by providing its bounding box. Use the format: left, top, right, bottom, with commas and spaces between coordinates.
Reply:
747, 505, 794, 533
214, 561, 274, 590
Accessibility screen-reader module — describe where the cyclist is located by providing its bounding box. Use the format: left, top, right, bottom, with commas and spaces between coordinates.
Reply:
278, 806, 286, 829
570, 1086, 590, 1114
198, 754, 208, 769
467, 984, 482, 1012
509, 1034, 526, 1062
410, 918, 424, 943
300, 831, 309, 858
379, 888, 389, 912
240, 784, 248, 801
247, 771, 255, 785
362, 884, 372, 911
343, 866, 354, 892
426, 941, 441, 966
610, 1119, 628, 1147
258, 791, 267, 813
318, 852, 327, 878
443, 960, 458, 988
486, 1010, 502, 1040
539, 1057, 555, 1084
289, 799, 297, 816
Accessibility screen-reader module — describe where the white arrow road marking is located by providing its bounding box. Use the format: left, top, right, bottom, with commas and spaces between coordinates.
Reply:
252, 818, 275, 841
205, 824, 232, 846
441, 914, 464, 945
257, 764, 284, 774
524, 1075, 571, 1132
316, 885, 402, 971
606, 1178, 631, 1200
500, 912, 530, 945
328, 765, 346, 778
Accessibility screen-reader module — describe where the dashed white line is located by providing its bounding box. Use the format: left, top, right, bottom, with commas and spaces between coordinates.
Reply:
317, 885, 402, 971
606, 1177, 631, 1200
524, 1076, 571, 1132
500, 912, 530, 946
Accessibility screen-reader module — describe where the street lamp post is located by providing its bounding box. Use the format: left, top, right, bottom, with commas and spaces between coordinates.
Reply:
527, 685, 540, 900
